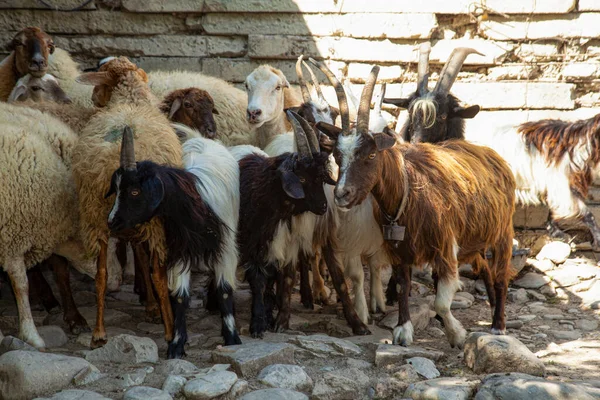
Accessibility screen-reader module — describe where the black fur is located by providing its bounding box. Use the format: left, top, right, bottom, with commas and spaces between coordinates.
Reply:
168, 293, 189, 359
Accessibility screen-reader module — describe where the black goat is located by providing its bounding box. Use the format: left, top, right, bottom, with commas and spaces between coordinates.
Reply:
238, 111, 335, 338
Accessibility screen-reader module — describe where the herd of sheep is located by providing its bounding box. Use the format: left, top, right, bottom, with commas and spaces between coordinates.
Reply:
1, 26, 600, 361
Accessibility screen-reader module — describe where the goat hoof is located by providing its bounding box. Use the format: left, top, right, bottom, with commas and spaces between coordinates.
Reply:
490, 327, 506, 335
352, 324, 371, 336
301, 299, 315, 310
224, 332, 242, 346
90, 336, 107, 349
67, 316, 90, 335
250, 332, 264, 339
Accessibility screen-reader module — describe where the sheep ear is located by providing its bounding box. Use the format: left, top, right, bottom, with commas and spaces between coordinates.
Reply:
76, 71, 111, 86
7, 84, 27, 103
316, 122, 343, 140
373, 128, 397, 151
282, 77, 290, 88
168, 98, 182, 120
383, 97, 411, 109
137, 68, 148, 83
277, 166, 305, 199
49, 80, 72, 104
452, 104, 480, 119
213, 108, 219, 115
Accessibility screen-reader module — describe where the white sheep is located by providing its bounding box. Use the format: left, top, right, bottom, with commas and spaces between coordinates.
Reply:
47, 48, 94, 107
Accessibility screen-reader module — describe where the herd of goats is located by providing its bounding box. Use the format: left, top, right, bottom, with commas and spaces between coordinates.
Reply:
1, 26, 600, 360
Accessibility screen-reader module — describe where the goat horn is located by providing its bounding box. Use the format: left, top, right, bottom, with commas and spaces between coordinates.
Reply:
417, 42, 431, 96
120, 126, 136, 171
287, 110, 313, 160
303, 60, 325, 102
357, 66, 380, 135
374, 82, 386, 117
308, 57, 350, 134
434, 47, 483, 96
290, 110, 319, 154
296, 55, 312, 103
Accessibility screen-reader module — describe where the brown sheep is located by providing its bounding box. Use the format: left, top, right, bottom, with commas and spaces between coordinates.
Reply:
160, 88, 219, 140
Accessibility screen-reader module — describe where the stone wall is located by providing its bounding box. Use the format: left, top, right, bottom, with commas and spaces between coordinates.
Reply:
2, 0, 600, 231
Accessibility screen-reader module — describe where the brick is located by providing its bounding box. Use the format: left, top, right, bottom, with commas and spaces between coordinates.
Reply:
121, 0, 204, 12
201, 58, 344, 84
0, 0, 95, 9
198, 13, 437, 39
562, 63, 600, 79
131, 57, 202, 73
488, 65, 537, 81
249, 35, 510, 65
579, 0, 600, 11
347, 63, 404, 82
53, 35, 246, 58
515, 43, 560, 61
485, 0, 575, 14
0, 10, 186, 35
481, 14, 600, 40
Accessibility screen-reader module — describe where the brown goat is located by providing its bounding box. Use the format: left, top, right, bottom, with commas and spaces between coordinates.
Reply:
0, 27, 55, 101
318, 66, 516, 349
160, 88, 219, 139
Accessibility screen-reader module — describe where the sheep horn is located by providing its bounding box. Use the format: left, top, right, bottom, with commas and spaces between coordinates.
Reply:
290, 110, 319, 154
433, 47, 483, 97
296, 55, 312, 103
287, 110, 313, 160
303, 60, 325, 103
357, 66, 380, 135
308, 57, 350, 134
120, 126, 136, 171
417, 42, 431, 96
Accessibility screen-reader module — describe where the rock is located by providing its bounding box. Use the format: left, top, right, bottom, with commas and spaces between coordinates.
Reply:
460, 277, 476, 294
579, 280, 600, 309
406, 357, 440, 379
162, 375, 187, 396
404, 377, 479, 400
211, 342, 295, 377
543, 314, 565, 320
118, 368, 147, 388
509, 288, 529, 303
137, 322, 164, 334
345, 358, 371, 369
464, 332, 545, 376
72, 364, 104, 386
312, 369, 369, 400
536, 242, 571, 264
257, 364, 313, 391
76, 327, 136, 347
240, 389, 308, 400
374, 374, 410, 398
526, 290, 546, 301
513, 272, 550, 289
527, 258, 555, 272
547, 268, 581, 287
37, 389, 110, 400
532, 333, 548, 340
226, 379, 249, 399
550, 330, 582, 341
290, 334, 361, 357
392, 364, 421, 382
517, 315, 537, 322
475, 279, 487, 294
576, 319, 599, 331
184, 371, 238, 400
123, 386, 172, 400
155, 359, 198, 376
505, 320, 524, 329
0, 336, 37, 355
475, 372, 600, 400
375, 344, 443, 367
540, 284, 558, 297
0, 351, 96, 400
379, 298, 432, 331
85, 334, 158, 364
38, 325, 68, 348
452, 292, 474, 309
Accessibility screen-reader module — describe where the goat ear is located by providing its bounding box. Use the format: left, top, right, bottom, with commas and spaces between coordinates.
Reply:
76, 71, 111, 86
142, 176, 165, 211
324, 171, 337, 185
383, 97, 411, 109
168, 97, 182, 120
277, 167, 305, 199
285, 106, 301, 115
319, 132, 335, 154
372, 129, 397, 151
316, 122, 343, 140
104, 171, 119, 198
452, 104, 480, 119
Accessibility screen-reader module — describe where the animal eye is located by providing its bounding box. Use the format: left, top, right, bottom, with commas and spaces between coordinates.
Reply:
441, 114, 447, 120
130, 189, 140, 196
299, 177, 306, 183
184, 102, 192, 108
368, 153, 376, 160
31, 86, 42, 92
275, 85, 281, 91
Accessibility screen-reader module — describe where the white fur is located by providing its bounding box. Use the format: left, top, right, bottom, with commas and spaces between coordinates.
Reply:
229, 144, 268, 161
107, 174, 121, 225
168, 261, 191, 297
335, 133, 362, 208
224, 314, 236, 335
183, 136, 239, 290
393, 321, 414, 346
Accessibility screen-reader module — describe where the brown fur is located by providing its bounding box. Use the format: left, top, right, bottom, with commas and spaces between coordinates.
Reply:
160, 88, 217, 138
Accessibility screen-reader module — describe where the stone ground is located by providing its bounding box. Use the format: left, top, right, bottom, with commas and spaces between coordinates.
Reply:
0, 240, 599, 400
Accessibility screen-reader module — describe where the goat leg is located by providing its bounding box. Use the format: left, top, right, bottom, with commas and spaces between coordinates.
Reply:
299, 252, 314, 309
582, 210, 600, 252
385, 270, 397, 306
264, 274, 277, 331
274, 263, 295, 332
150, 251, 174, 343
167, 266, 190, 359
322, 244, 370, 335
27, 262, 60, 314
217, 280, 241, 346
133, 243, 161, 323
205, 277, 219, 313
312, 250, 329, 305
392, 263, 414, 346
246, 265, 269, 339
49, 254, 89, 334
91, 241, 108, 349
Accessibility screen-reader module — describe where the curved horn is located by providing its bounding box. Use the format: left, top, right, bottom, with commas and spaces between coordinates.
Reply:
296, 55, 311, 103
287, 110, 313, 160
290, 110, 319, 154
357, 66, 380, 135
303, 61, 325, 102
434, 47, 483, 96
308, 57, 350, 133
417, 42, 431, 96
120, 126, 136, 171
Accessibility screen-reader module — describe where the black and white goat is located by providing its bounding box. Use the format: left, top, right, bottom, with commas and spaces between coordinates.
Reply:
106, 127, 241, 357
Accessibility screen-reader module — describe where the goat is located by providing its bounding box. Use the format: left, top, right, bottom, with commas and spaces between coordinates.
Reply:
317, 66, 516, 349
160, 88, 219, 140
237, 111, 336, 337
0, 27, 55, 101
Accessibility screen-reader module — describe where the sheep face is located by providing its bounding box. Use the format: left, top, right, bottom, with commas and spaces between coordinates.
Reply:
8, 74, 71, 104
9, 27, 54, 78
245, 65, 290, 127
160, 88, 218, 139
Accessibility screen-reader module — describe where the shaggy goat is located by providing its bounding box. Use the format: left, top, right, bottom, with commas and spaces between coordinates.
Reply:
237, 111, 337, 337
0, 27, 54, 101
73, 57, 184, 357
106, 127, 241, 355
160, 88, 219, 139
317, 66, 516, 348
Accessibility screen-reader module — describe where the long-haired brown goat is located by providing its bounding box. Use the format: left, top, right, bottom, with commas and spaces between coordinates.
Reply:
317, 66, 516, 348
